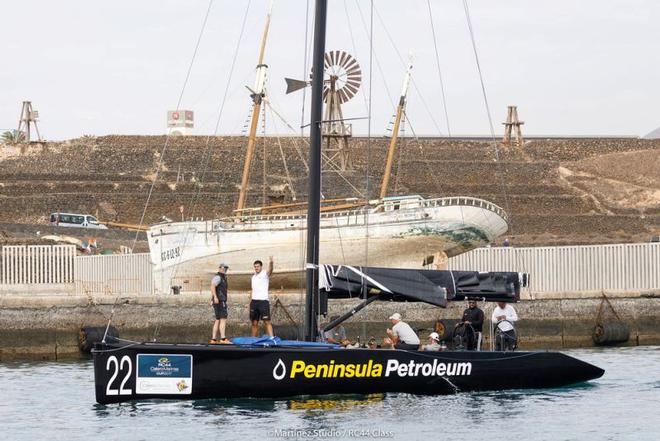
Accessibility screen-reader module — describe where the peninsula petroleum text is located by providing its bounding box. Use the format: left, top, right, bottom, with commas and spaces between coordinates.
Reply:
283, 359, 472, 379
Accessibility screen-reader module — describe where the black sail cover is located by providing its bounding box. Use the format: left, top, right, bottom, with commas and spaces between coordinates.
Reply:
318, 265, 528, 307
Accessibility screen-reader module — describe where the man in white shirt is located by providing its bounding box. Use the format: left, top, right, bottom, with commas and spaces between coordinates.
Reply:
384, 312, 420, 350
491, 301, 519, 351
250, 256, 274, 337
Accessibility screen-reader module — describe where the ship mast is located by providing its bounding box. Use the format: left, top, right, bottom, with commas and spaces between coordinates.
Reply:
304, 0, 328, 342
379, 59, 413, 200
236, 0, 274, 211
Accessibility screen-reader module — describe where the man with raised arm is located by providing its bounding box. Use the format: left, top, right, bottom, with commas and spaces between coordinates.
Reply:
250, 256, 274, 337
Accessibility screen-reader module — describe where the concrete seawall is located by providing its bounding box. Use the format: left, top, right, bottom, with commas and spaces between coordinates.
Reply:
1, 290, 658, 360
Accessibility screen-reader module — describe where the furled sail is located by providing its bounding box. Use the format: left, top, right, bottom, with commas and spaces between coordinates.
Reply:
318, 265, 527, 306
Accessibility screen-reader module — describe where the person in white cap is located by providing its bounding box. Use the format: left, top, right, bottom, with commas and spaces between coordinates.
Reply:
384, 312, 420, 350
421, 332, 442, 351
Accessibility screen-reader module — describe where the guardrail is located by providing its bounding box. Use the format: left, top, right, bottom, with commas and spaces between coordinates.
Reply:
75, 253, 154, 296
3, 243, 658, 295
0, 245, 76, 285
448, 242, 660, 293
0, 245, 153, 295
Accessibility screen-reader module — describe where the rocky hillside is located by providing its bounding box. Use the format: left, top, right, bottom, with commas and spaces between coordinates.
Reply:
1, 135, 658, 247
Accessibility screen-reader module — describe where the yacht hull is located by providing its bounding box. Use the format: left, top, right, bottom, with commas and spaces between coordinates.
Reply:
93, 341, 604, 404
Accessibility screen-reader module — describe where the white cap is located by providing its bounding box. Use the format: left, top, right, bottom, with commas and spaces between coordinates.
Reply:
429, 332, 440, 341
388, 312, 402, 321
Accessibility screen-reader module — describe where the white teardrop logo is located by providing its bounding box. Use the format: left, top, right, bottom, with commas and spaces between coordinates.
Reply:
272, 359, 287, 380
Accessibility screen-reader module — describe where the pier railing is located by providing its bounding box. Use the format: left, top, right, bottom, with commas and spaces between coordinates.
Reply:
448, 242, 660, 293
75, 252, 154, 296
0, 245, 76, 288
2, 243, 659, 295
0, 245, 153, 295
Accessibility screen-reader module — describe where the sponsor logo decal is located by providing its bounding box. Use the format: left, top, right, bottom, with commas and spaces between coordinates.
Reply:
273, 359, 287, 380
272, 358, 472, 380
136, 354, 193, 395
176, 380, 189, 392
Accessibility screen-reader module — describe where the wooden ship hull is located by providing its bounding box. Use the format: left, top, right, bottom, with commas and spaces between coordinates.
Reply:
148, 196, 508, 291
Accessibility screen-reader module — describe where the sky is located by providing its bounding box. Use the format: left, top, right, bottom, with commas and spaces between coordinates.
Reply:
1, 0, 659, 140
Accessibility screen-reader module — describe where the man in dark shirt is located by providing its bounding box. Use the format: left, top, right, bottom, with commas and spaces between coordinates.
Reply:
458, 300, 484, 350
210, 263, 229, 344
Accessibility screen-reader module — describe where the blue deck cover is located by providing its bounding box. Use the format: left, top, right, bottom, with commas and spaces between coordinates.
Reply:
231, 336, 342, 348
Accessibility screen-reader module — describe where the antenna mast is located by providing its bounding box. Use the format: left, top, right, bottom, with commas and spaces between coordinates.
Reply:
236, 0, 274, 211
379, 59, 412, 199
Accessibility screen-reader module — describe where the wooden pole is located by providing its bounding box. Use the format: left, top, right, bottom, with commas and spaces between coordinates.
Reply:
236, 0, 273, 211
379, 60, 413, 200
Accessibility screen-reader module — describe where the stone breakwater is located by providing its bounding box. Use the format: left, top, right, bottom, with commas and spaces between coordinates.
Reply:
0, 290, 658, 360
0, 135, 659, 247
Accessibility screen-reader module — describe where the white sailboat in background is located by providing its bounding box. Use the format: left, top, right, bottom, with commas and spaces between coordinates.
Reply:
147, 2, 508, 292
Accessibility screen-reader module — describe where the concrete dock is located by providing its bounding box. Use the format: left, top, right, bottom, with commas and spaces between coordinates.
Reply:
1, 290, 658, 360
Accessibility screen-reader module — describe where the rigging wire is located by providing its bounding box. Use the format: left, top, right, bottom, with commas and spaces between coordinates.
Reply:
169, 0, 253, 282
261, 102, 267, 207
264, 98, 309, 171
298, 0, 312, 337
461, 0, 522, 269
353, 1, 396, 111
131, 0, 215, 251
426, 0, 452, 136
267, 105, 297, 201
371, 4, 445, 136
364, 0, 374, 267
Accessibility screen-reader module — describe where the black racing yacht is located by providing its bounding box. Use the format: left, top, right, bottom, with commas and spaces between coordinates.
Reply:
92, 0, 604, 404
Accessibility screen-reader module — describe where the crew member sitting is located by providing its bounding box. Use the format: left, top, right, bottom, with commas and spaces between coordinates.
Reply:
492, 301, 519, 351
420, 332, 442, 351
323, 316, 352, 346
383, 313, 420, 350
456, 299, 484, 350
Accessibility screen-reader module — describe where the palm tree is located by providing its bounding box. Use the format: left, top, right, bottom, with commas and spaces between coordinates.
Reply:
1, 131, 25, 145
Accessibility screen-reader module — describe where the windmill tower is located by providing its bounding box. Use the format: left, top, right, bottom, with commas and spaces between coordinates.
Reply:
502, 105, 524, 147
285, 50, 362, 171
17, 101, 42, 143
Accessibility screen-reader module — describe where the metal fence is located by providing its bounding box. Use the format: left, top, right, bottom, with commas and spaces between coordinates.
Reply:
448, 242, 660, 292
75, 253, 154, 295
0, 245, 76, 285
3, 243, 659, 295
0, 245, 153, 295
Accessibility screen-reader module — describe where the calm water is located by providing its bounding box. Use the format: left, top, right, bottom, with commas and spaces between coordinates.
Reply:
1, 347, 658, 441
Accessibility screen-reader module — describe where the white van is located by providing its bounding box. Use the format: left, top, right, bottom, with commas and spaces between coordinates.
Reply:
49, 213, 108, 229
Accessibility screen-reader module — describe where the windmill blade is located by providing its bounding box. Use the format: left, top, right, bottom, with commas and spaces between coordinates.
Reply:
316, 49, 362, 104
284, 78, 309, 94
344, 82, 359, 97
338, 89, 349, 104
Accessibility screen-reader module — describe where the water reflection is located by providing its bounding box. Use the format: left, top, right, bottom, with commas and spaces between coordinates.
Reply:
3, 347, 659, 441
287, 394, 385, 411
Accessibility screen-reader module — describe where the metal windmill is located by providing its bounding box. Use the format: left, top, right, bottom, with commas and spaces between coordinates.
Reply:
285, 50, 362, 171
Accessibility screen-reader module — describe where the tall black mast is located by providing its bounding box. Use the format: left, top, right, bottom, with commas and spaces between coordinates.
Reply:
304, 0, 328, 342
